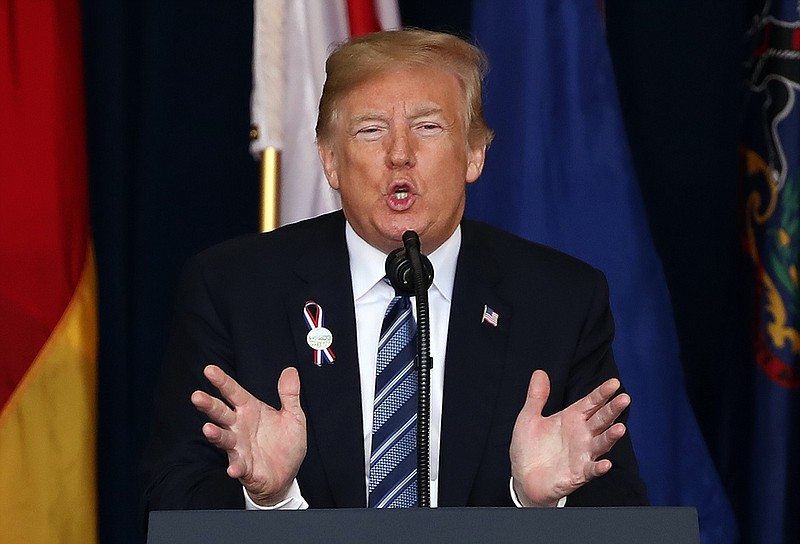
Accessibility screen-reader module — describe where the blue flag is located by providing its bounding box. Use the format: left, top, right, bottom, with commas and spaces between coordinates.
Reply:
741, 2, 800, 542
469, 2, 737, 542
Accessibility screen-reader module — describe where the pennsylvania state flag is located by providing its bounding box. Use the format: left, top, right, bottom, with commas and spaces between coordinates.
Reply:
468, 2, 737, 542
741, 2, 800, 542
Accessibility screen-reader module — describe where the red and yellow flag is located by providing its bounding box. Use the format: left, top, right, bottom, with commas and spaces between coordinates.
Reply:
0, 1, 97, 542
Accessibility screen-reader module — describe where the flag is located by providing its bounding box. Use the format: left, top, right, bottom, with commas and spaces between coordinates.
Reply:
481, 305, 500, 327
0, 1, 97, 542
740, 2, 800, 542
250, 0, 400, 225
469, 1, 737, 541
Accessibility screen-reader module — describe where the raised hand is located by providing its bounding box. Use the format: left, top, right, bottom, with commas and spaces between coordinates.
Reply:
191, 365, 307, 506
509, 369, 630, 507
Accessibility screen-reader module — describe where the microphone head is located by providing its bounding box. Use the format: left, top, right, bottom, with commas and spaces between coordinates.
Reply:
385, 231, 434, 295
385, 247, 416, 295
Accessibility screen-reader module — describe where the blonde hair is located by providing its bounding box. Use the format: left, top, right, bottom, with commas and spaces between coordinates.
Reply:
316, 29, 494, 148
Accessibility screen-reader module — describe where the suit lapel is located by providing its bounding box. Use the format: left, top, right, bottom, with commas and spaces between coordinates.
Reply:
438, 224, 512, 506
286, 213, 366, 506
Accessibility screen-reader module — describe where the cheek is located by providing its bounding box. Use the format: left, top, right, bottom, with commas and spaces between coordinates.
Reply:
340, 153, 384, 185
338, 182, 376, 219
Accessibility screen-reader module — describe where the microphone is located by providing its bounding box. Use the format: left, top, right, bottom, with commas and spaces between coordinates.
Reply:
385, 230, 433, 508
385, 237, 433, 295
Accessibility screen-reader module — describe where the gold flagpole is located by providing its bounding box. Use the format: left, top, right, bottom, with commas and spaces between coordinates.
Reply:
260, 147, 280, 233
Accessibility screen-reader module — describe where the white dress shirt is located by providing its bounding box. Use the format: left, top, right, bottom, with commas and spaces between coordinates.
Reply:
347, 222, 459, 507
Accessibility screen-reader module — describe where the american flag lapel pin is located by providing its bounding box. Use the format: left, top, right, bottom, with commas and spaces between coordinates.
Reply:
481, 305, 499, 327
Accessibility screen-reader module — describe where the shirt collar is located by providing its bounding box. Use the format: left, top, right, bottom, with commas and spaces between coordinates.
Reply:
345, 222, 461, 303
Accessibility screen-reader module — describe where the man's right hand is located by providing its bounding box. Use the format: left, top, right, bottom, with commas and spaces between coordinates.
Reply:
191, 364, 307, 506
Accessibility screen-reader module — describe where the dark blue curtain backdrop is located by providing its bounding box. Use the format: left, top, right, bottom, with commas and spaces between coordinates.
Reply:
83, 2, 259, 542
83, 1, 755, 543
467, 2, 737, 541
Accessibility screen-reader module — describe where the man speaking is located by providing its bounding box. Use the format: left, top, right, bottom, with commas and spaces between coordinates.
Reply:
142, 29, 648, 511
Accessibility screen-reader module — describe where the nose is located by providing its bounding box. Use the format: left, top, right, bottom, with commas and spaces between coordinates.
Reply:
386, 127, 416, 168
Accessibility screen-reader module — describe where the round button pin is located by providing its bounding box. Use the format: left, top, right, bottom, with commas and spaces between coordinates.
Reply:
307, 327, 333, 350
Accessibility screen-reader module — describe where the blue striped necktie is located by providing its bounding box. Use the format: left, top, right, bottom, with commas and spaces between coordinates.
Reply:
369, 293, 418, 508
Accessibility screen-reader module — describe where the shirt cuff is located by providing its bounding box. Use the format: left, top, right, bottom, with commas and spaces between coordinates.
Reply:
243, 479, 309, 510
509, 478, 567, 508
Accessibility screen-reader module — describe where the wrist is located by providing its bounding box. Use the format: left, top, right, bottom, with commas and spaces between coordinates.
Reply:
243, 480, 307, 510
244, 482, 293, 508
511, 477, 560, 508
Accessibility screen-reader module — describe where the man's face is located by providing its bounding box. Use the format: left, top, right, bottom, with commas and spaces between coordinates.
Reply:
318, 65, 486, 254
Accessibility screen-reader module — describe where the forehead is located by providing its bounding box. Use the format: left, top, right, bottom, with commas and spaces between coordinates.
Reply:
338, 65, 465, 119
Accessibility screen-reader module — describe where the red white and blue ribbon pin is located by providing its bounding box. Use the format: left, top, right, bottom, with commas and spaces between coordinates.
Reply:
303, 301, 335, 366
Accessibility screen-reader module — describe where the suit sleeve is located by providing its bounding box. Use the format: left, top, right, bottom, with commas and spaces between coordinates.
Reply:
561, 268, 649, 506
141, 254, 244, 511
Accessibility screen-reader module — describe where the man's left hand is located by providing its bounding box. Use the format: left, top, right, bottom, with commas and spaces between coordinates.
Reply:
509, 369, 630, 507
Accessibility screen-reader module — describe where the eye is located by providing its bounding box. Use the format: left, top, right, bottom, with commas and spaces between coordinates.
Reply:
355, 125, 386, 141
415, 122, 443, 134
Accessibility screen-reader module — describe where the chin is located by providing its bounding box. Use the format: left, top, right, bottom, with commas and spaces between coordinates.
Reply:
381, 220, 413, 238
376, 215, 433, 251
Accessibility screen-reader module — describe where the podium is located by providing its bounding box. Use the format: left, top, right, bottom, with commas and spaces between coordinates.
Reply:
148, 507, 700, 543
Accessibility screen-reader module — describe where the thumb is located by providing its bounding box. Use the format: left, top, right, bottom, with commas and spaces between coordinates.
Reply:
277, 367, 303, 415
522, 369, 551, 417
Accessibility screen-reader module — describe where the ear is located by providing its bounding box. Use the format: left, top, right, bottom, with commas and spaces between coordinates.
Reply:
465, 143, 486, 184
317, 141, 340, 190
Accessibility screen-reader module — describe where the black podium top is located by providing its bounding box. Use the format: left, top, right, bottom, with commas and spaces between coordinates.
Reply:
148, 507, 699, 544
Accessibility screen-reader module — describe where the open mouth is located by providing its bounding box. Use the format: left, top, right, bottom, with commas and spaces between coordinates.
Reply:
387, 182, 415, 210
394, 187, 410, 200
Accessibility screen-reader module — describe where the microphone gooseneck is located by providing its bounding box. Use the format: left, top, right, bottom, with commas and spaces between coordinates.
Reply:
384, 230, 433, 508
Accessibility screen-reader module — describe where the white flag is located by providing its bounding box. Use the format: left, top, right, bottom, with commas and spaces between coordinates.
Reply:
251, 0, 400, 226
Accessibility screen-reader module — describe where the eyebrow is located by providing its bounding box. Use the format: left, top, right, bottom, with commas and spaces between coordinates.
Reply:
408, 106, 445, 120
350, 113, 387, 124
349, 106, 446, 125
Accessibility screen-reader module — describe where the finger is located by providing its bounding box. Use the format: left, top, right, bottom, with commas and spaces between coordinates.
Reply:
591, 422, 627, 458
585, 458, 613, 481
522, 369, 551, 417
578, 377, 621, 417
227, 461, 246, 480
201, 422, 237, 451
191, 390, 236, 427
277, 367, 303, 416
225, 449, 247, 480
587, 392, 630, 433
191, 389, 214, 412
204, 364, 254, 408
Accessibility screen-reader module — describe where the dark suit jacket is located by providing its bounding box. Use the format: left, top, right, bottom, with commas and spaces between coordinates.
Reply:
142, 211, 647, 511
